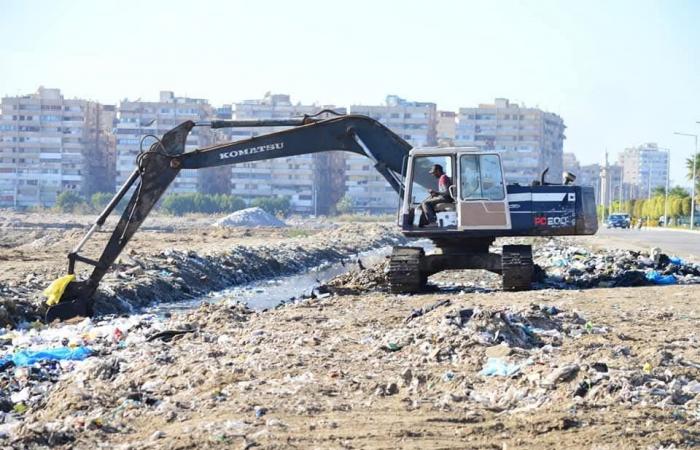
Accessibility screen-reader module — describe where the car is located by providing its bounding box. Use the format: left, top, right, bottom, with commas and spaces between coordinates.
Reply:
606, 213, 631, 229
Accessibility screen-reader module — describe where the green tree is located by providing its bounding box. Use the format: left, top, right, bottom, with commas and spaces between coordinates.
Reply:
251, 196, 291, 217
687, 157, 700, 196
681, 196, 692, 216
55, 191, 85, 213
90, 192, 113, 211
161, 193, 196, 216
668, 186, 689, 198
670, 197, 682, 220
335, 195, 354, 215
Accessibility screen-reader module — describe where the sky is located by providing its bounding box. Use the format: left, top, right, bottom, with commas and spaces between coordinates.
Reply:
1, 0, 699, 186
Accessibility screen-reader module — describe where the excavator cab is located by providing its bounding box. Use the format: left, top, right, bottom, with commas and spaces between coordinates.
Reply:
402, 148, 510, 231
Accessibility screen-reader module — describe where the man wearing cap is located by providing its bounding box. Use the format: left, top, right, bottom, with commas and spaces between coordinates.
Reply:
420, 164, 453, 226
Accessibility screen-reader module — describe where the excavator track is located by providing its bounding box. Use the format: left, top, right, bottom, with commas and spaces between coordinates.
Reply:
388, 246, 427, 294
501, 244, 534, 291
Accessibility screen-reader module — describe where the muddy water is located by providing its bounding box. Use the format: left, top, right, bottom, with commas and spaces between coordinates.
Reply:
146, 245, 395, 314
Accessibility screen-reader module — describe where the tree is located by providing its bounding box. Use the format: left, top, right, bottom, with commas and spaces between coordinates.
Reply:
681, 197, 692, 216
687, 157, 700, 196
651, 186, 666, 197
668, 186, 689, 198
251, 196, 291, 217
335, 195, 354, 215
90, 192, 113, 211
670, 197, 682, 220
55, 191, 85, 213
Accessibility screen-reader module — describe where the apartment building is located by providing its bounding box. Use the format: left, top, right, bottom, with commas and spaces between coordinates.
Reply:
347, 95, 437, 214
436, 110, 457, 146
114, 91, 214, 194
455, 98, 565, 186
579, 163, 602, 204
562, 152, 581, 174
227, 93, 345, 214
618, 143, 669, 199
0, 87, 115, 208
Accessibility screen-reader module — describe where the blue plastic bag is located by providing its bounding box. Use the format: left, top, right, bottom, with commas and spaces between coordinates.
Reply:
668, 256, 684, 266
479, 357, 521, 377
645, 271, 676, 285
4, 346, 92, 367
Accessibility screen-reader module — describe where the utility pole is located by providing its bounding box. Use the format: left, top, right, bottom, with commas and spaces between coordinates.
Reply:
665, 148, 670, 226
674, 132, 698, 230
654, 147, 671, 227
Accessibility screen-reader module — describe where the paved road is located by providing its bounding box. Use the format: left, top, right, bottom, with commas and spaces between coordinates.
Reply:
588, 227, 700, 261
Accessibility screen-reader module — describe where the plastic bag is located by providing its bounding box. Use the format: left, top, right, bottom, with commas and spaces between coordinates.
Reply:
645, 270, 676, 285
43, 274, 76, 306
4, 346, 92, 367
479, 357, 521, 377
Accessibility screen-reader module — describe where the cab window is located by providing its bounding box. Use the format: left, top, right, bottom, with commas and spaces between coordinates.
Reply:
459, 154, 505, 201
410, 155, 453, 203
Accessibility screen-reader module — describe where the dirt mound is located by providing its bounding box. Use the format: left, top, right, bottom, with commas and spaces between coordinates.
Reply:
214, 207, 286, 228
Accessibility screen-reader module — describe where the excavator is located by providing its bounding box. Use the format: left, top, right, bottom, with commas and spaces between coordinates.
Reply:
45, 114, 597, 322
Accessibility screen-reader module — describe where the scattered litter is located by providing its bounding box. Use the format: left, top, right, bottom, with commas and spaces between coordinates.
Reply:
479, 357, 523, 377
2, 346, 92, 367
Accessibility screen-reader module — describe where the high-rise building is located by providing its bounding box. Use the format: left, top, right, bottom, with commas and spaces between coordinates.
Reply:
455, 98, 566, 186
562, 152, 581, 174
228, 93, 345, 214
579, 163, 602, 204
436, 110, 457, 146
618, 143, 669, 199
114, 91, 214, 194
0, 87, 115, 208
346, 95, 437, 214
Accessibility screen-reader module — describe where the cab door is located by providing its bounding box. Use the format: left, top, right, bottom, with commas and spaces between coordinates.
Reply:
456, 153, 511, 230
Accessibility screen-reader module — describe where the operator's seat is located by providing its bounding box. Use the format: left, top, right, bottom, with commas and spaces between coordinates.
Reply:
434, 203, 456, 212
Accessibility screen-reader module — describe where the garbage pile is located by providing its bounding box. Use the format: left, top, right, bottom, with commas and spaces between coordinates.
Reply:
377, 301, 700, 415
319, 237, 700, 294
537, 239, 700, 289
0, 313, 168, 439
3, 289, 698, 448
214, 207, 286, 228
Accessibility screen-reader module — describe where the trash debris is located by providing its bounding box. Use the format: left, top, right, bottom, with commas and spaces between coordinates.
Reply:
42, 274, 75, 306
1, 346, 92, 367
405, 298, 451, 323
479, 357, 523, 377
645, 271, 677, 285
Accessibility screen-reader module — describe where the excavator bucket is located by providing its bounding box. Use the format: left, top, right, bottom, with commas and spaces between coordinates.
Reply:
45, 280, 96, 323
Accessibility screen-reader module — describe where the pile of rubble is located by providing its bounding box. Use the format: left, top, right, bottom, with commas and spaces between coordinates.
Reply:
214, 207, 286, 228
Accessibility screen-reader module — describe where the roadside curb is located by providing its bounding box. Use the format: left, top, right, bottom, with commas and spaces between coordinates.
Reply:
643, 227, 700, 235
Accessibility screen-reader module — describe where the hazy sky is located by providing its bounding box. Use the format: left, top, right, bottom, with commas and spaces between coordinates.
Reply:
1, 0, 698, 186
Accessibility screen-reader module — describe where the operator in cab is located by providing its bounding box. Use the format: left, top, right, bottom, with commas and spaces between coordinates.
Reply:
420, 164, 453, 226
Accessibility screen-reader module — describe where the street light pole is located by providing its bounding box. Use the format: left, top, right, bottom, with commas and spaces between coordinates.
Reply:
674, 132, 698, 230
655, 147, 671, 227
665, 148, 670, 226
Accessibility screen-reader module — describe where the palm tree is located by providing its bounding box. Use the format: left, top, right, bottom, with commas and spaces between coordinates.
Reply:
687, 157, 700, 198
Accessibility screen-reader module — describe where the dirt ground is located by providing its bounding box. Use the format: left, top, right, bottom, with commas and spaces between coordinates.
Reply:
1, 212, 698, 449
0, 211, 312, 286
13, 284, 699, 449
